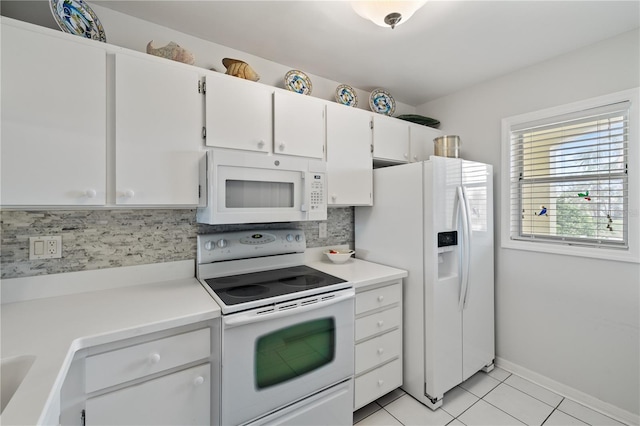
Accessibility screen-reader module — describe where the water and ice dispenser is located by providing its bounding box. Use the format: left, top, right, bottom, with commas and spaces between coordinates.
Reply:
437, 231, 458, 279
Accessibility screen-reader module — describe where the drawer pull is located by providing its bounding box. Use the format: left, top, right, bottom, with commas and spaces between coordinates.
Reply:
377, 348, 384, 355
377, 295, 384, 302
378, 379, 385, 387
193, 376, 205, 386
148, 353, 161, 364
377, 320, 384, 327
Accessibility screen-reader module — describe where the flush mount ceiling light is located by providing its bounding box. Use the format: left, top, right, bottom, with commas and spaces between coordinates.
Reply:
351, 1, 426, 29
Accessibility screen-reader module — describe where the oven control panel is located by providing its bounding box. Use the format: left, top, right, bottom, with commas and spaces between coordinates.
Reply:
197, 229, 306, 264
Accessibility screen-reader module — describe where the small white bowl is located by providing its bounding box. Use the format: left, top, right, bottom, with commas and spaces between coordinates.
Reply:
323, 249, 355, 264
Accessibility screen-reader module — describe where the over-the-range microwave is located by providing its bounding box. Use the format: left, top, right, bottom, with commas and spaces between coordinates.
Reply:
197, 148, 327, 225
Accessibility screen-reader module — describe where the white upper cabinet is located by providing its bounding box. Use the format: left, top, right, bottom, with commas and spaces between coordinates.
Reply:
372, 114, 410, 164
273, 91, 325, 159
114, 53, 202, 206
325, 103, 373, 206
204, 71, 273, 153
409, 123, 442, 162
1, 22, 107, 206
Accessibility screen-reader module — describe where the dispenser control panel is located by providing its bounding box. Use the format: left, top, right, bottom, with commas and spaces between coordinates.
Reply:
437, 231, 458, 248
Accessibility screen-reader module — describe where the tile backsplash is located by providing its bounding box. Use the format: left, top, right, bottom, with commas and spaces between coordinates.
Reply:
0, 208, 354, 279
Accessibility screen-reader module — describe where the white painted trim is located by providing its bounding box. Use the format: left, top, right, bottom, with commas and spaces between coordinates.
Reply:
0, 260, 196, 304
496, 357, 639, 426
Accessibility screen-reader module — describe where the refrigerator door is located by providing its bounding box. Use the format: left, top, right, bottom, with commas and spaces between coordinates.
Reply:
426, 156, 463, 399
460, 160, 495, 380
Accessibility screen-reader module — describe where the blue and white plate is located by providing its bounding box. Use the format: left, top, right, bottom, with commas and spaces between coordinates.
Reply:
50, 0, 106, 42
335, 84, 358, 107
369, 88, 396, 116
284, 70, 312, 95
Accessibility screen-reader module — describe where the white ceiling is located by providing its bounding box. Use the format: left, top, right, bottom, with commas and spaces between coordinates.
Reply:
4, 1, 640, 106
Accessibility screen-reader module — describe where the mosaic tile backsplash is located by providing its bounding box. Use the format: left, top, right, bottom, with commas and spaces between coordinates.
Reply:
0, 208, 354, 279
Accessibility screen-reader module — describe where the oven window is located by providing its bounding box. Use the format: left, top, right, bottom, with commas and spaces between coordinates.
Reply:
255, 318, 335, 389
226, 180, 294, 208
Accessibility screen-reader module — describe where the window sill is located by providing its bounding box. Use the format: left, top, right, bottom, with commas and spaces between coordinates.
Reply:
501, 238, 639, 263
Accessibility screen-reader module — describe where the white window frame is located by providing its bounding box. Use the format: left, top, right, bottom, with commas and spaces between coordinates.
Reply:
501, 88, 639, 263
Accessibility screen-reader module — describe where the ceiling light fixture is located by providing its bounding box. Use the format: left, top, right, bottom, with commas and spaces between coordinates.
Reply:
351, 1, 426, 29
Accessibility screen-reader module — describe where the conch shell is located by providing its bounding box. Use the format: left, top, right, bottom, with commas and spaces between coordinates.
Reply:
146, 41, 195, 65
222, 58, 260, 82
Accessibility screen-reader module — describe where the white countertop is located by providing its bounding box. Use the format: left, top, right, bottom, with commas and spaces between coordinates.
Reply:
0, 261, 220, 426
305, 247, 408, 290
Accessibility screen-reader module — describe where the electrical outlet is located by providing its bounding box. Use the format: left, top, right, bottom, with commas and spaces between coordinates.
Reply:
29, 236, 62, 260
318, 223, 328, 239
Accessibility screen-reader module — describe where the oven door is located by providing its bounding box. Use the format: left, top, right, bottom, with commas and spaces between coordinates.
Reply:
220, 288, 354, 426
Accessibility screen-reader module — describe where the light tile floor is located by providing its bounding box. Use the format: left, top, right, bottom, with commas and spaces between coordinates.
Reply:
353, 368, 629, 426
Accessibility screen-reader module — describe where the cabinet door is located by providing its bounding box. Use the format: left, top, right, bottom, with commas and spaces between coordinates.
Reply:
325, 104, 372, 206
410, 124, 442, 162
114, 53, 202, 205
273, 91, 325, 159
1, 23, 106, 206
372, 114, 410, 163
204, 71, 272, 153
85, 363, 210, 426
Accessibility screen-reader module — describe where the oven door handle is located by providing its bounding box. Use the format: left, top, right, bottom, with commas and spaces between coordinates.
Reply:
223, 289, 354, 328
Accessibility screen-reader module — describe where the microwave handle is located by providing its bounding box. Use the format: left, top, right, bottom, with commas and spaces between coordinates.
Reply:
300, 172, 308, 212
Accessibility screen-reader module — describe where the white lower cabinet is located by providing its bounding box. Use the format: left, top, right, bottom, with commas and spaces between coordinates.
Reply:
60, 322, 220, 426
85, 363, 210, 426
353, 280, 403, 410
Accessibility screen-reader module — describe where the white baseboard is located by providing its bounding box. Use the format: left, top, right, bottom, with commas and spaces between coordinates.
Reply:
496, 357, 639, 426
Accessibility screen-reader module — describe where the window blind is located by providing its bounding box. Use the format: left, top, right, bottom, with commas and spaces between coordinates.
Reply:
509, 101, 630, 249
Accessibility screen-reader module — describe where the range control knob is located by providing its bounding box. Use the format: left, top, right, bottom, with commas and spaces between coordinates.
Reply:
204, 241, 214, 250
286, 234, 294, 242
217, 239, 228, 249
295, 234, 303, 242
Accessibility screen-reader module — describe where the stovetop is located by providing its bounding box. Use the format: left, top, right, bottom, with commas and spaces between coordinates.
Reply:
202, 265, 346, 307
196, 229, 351, 314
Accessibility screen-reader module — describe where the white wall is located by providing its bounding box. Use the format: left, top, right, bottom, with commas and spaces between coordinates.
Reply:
417, 29, 640, 423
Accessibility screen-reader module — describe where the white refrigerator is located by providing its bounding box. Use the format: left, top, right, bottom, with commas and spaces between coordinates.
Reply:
355, 156, 494, 409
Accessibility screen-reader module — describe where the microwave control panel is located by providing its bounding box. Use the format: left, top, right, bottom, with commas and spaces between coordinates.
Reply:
310, 174, 325, 210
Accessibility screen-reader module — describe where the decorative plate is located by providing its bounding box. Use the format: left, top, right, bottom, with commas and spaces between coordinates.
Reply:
369, 89, 396, 116
49, 0, 106, 42
284, 70, 312, 95
335, 84, 358, 107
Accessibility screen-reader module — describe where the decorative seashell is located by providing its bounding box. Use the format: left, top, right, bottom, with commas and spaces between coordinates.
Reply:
146, 40, 195, 65
222, 58, 260, 82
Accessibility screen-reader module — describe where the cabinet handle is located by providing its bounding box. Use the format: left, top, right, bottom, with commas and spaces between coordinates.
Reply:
193, 376, 205, 386
377, 295, 384, 302
119, 189, 135, 199
377, 320, 384, 327
148, 353, 161, 364
257, 140, 265, 149
84, 189, 97, 198
331, 194, 337, 201
377, 348, 384, 355
278, 142, 286, 151
404, 153, 408, 159
377, 379, 385, 387
413, 155, 418, 161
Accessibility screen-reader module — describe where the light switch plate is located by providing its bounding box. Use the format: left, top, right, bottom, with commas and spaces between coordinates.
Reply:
318, 223, 328, 238
29, 236, 62, 260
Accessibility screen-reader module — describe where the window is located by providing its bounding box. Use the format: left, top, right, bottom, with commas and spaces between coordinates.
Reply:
502, 89, 639, 263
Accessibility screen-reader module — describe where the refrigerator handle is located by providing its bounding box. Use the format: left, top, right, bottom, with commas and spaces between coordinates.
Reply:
461, 186, 473, 309
457, 186, 471, 311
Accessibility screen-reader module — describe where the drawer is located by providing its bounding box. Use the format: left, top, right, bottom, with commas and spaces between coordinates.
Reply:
355, 329, 401, 375
355, 306, 401, 342
354, 358, 402, 410
356, 283, 401, 315
86, 328, 210, 393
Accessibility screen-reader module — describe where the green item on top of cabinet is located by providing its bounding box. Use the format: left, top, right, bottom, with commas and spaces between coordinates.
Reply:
396, 114, 440, 128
